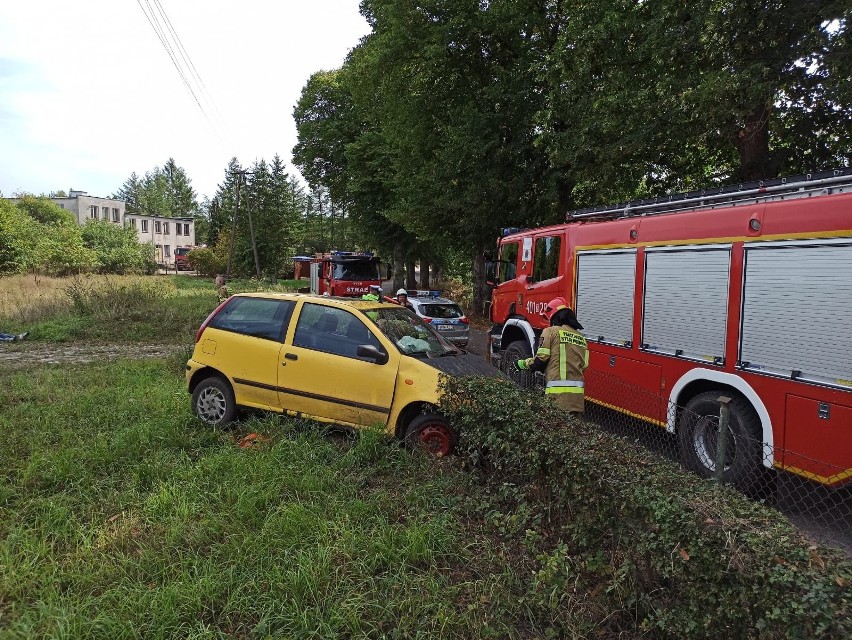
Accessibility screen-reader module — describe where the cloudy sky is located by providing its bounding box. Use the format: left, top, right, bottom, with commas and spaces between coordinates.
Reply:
0, 0, 370, 200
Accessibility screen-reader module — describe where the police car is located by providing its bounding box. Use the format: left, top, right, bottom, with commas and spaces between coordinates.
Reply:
405, 291, 470, 348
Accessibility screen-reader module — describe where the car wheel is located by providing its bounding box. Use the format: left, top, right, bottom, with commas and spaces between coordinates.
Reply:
679, 391, 763, 488
192, 376, 238, 427
405, 413, 457, 457
503, 339, 537, 389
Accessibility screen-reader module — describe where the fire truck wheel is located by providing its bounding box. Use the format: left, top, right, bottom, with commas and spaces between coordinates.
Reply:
405, 413, 457, 457
679, 391, 763, 488
503, 340, 537, 390
192, 375, 238, 428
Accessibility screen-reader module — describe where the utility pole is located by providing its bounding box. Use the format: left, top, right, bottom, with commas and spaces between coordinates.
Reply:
243, 175, 262, 280
226, 173, 240, 279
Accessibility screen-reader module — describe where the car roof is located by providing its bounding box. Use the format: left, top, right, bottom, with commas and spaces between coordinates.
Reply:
234, 291, 394, 311
409, 296, 456, 305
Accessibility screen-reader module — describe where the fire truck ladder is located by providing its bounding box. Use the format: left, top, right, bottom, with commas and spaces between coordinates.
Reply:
567, 167, 852, 221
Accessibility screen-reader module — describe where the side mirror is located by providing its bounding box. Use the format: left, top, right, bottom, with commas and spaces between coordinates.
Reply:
356, 344, 389, 365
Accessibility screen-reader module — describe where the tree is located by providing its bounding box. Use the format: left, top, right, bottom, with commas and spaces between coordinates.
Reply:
81, 220, 156, 274
114, 160, 198, 217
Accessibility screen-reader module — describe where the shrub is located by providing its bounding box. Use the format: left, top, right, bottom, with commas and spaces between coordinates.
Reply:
185, 247, 223, 277
64, 276, 175, 322
439, 376, 852, 639
81, 220, 156, 274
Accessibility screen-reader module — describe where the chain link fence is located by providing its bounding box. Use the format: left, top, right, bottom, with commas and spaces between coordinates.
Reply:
497, 355, 852, 555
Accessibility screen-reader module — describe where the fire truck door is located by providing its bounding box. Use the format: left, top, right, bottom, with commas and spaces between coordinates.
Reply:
523, 233, 565, 327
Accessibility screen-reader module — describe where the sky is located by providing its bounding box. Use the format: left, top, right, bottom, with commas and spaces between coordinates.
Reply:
0, 0, 370, 201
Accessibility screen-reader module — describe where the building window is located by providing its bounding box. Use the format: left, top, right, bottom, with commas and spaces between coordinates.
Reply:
58, 204, 65, 209
155, 221, 161, 233
128, 218, 136, 228
164, 221, 170, 234
112, 208, 119, 222
184, 223, 191, 235
164, 245, 171, 257
141, 220, 149, 232
90, 206, 98, 219
176, 224, 182, 236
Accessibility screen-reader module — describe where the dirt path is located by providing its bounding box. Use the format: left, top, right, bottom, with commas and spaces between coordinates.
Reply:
0, 342, 186, 369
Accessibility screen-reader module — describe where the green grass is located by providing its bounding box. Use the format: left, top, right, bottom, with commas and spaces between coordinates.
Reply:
0, 359, 521, 639
2, 275, 306, 344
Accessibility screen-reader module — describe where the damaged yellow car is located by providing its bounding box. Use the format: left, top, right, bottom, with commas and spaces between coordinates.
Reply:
186, 293, 499, 455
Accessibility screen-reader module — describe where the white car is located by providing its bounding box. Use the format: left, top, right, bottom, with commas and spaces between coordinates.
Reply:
406, 292, 470, 349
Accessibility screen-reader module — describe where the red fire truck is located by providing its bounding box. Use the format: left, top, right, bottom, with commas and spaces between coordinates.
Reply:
295, 251, 383, 297
488, 169, 852, 486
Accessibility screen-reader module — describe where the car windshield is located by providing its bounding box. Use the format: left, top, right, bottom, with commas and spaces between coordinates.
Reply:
332, 260, 380, 281
419, 303, 463, 319
368, 307, 456, 357
175, 248, 190, 256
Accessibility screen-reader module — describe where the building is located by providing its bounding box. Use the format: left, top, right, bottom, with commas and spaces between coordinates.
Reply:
7, 190, 196, 267
51, 190, 127, 226
124, 213, 196, 265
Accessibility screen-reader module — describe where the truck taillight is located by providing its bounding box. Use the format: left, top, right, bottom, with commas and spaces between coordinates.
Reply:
459, 316, 470, 325
195, 298, 231, 343
423, 317, 433, 323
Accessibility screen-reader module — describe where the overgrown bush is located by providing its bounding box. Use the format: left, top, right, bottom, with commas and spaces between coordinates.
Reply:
439, 376, 852, 639
81, 220, 156, 274
0, 198, 102, 275
64, 276, 175, 322
185, 247, 223, 277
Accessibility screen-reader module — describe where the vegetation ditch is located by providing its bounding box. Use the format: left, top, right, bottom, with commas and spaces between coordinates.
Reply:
0, 274, 849, 637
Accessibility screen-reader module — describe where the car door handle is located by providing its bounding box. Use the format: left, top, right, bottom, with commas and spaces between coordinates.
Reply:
284, 353, 298, 361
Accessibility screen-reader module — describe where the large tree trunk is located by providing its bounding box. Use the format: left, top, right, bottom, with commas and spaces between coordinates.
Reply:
419, 261, 430, 289
405, 259, 417, 290
392, 242, 405, 291
432, 264, 443, 284
734, 104, 772, 181
472, 250, 489, 317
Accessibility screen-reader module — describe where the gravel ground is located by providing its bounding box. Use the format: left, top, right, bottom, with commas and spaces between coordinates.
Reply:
0, 342, 186, 369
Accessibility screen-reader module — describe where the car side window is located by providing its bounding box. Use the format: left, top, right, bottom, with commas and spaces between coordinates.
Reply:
209, 298, 295, 342
293, 303, 383, 360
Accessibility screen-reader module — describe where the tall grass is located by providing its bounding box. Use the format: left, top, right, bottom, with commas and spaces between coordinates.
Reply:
0, 359, 518, 639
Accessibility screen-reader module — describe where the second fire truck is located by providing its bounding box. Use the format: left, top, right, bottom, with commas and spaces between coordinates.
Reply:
488, 169, 852, 487
297, 251, 384, 297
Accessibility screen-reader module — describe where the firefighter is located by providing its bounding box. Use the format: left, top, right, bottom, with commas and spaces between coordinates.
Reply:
215, 274, 229, 301
395, 288, 414, 310
517, 297, 589, 413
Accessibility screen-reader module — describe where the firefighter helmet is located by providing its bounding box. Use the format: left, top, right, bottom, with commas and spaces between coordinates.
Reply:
396, 288, 408, 297
542, 297, 567, 321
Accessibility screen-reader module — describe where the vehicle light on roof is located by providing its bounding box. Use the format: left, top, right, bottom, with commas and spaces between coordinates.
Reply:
413, 290, 442, 298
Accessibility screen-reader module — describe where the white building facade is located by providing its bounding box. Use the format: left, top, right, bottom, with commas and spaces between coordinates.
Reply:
124, 213, 196, 265
8, 190, 197, 267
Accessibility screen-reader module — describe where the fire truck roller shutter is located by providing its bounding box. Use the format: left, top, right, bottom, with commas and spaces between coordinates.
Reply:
575, 250, 636, 347
642, 246, 730, 363
740, 241, 852, 389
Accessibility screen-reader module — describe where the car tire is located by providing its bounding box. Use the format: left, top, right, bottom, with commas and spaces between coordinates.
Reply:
192, 375, 238, 428
405, 413, 457, 457
503, 339, 537, 389
678, 391, 763, 488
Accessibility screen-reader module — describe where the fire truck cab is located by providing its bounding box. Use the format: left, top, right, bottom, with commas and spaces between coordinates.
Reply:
489, 169, 852, 487
300, 251, 383, 297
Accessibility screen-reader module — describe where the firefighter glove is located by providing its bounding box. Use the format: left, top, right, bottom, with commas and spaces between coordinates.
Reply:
516, 358, 530, 370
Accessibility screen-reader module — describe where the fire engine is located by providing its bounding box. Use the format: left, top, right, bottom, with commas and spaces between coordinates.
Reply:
488, 168, 852, 486
294, 251, 383, 297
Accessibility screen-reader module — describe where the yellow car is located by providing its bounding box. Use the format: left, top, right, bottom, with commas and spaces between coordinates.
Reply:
186, 292, 499, 456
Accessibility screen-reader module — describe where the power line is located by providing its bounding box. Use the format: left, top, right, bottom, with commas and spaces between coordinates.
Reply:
151, 0, 231, 138
133, 0, 231, 150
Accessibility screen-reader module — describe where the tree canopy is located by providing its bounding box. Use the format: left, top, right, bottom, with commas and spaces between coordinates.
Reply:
293, 0, 851, 309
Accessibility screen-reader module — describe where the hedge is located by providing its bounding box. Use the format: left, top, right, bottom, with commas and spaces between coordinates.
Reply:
439, 375, 852, 639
